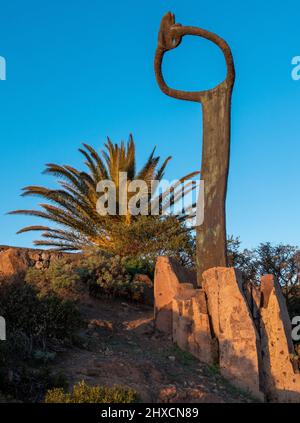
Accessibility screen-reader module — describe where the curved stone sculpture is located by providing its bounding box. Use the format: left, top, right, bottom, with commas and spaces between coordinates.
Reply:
154, 12, 235, 284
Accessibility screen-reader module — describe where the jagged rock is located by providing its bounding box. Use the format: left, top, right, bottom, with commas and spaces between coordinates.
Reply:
35, 261, 44, 270
260, 274, 300, 402
0, 246, 78, 281
202, 267, 264, 401
88, 319, 114, 332
154, 257, 196, 333
153, 256, 300, 402
243, 281, 261, 331
43, 260, 50, 269
172, 290, 215, 364
159, 385, 177, 402
41, 252, 50, 261
172, 296, 193, 351
0, 248, 30, 279
189, 291, 217, 364
28, 251, 41, 262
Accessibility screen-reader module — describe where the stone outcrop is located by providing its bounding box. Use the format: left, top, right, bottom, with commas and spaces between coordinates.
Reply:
0, 246, 77, 280
260, 274, 300, 402
154, 256, 300, 403
172, 290, 216, 364
154, 257, 197, 333
0, 248, 30, 279
202, 267, 263, 400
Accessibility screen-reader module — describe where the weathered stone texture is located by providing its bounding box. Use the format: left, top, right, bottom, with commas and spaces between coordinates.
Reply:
260, 274, 300, 402
189, 291, 216, 364
172, 291, 215, 365
202, 267, 263, 400
0, 246, 77, 280
154, 256, 196, 333
0, 248, 29, 279
155, 257, 215, 363
154, 257, 300, 402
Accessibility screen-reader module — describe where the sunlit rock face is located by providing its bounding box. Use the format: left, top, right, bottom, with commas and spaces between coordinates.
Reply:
154, 256, 196, 334
202, 267, 263, 401
0, 246, 76, 280
260, 274, 300, 402
0, 248, 29, 279
154, 257, 300, 402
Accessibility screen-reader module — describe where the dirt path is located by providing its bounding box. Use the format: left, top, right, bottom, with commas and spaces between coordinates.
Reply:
52, 297, 256, 403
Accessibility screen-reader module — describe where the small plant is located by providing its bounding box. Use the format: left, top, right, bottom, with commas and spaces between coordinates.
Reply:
125, 257, 154, 278
203, 363, 258, 402
45, 380, 138, 403
206, 363, 220, 376
168, 345, 197, 367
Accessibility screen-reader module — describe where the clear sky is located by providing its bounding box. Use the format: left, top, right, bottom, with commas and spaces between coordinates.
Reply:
0, 0, 299, 249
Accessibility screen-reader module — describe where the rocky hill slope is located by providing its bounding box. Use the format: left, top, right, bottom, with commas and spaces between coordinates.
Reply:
51, 295, 255, 403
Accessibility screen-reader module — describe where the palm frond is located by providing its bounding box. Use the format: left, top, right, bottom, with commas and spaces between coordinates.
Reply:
10, 136, 198, 252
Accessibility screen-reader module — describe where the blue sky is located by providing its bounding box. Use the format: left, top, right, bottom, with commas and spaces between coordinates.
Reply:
0, 0, 299, 249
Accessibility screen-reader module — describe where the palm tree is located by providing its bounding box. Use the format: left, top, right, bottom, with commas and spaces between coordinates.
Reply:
9, 135, 199, 252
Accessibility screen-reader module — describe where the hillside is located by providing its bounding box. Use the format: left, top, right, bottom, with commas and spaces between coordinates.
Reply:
50, 295, 255, 403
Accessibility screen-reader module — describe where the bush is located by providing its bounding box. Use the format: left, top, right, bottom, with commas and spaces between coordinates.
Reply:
0, 281, 82, 401
0, 282, 82, 360
25, 260, 82, 295
0, 366, 68, 403
125, 257, 154, 278
45, 380, 137, 403
77, 251, 147, 301
26, 250, 154, 303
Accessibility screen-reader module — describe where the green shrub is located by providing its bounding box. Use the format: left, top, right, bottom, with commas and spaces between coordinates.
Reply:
0, 282, 82, 360
0, 366, 68, 403
26, 251, 154, 303
78, 251, 145, 301
125, 257, 154, 278
25, 260, 82, 295
0, 281, 80, 401
45, 380, 137, 403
